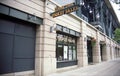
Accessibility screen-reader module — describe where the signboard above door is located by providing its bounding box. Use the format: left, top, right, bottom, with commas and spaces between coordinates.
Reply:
50, 3, 80, 18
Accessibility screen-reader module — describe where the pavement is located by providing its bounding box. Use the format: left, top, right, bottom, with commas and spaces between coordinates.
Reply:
48, 58, 120, 76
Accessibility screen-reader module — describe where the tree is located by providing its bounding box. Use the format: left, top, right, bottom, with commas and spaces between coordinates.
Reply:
114, 28, 120, 43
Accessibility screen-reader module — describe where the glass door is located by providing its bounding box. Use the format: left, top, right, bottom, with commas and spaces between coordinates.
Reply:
63, 45, 68, 60
56, 45, 63, 61
73, 46, 77, 60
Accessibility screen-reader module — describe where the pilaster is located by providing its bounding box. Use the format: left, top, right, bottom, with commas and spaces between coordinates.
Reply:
93, 31, 101, 63
77, 21, 88, 67
35, 1, 56, 76
103, 37, 111, 61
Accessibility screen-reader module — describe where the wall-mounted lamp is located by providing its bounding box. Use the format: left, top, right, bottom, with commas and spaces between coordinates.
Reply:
46, 0, 57, 6
28, 13, 36, 21
84, 37, 87, 42
96, 13, 100, 19
99, 41, 106, 45
46, 0, 50, 5
50, 23, 56, 33
94, 25, 103, 30
80, 0, 85, 6
89, 10, 93, 13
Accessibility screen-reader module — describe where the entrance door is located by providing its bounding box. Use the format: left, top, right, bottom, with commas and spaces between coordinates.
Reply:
87, 40, 93, 63
0, 17, 36, 74
100, 44, 103, 61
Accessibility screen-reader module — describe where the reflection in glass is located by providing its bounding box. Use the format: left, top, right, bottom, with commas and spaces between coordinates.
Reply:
64, 46, 68, 60
57, 34, 63, 42
63, 35, 68, 43
57, 45, 63, 61
73, 46, 76, 60
68, 37, 72, 43
56, 33, 77, 61
69, 46, 72, 60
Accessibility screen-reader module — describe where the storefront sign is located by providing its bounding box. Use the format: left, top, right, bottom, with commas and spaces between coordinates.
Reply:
50, 3, 80, 18
56, 24, 81, 37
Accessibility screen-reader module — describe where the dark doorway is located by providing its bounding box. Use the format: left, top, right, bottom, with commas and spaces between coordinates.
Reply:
87, 40, 93, 63
100, 44, 103, 61
0, 16, 36, 74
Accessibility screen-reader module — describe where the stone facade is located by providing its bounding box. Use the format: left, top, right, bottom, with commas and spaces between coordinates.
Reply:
0, 0, 120, 76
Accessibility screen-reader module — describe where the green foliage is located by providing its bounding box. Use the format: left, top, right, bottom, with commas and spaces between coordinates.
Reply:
91, 38, 96, 47
114, 28, 120, 43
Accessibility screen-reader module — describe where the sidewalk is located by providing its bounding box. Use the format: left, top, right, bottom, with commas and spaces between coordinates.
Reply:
48, 58, 120, 76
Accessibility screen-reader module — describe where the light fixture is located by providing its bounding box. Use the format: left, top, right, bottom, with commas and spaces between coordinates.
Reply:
80, 0, 85, 6
89, 9, 92, 13
50, 23, 56, 33
46, 0, 50, 5
28, 13, 36, 21
94, 25, 103, 29
87, 5, 90, 8
96, 13, 100, 19
84, 37, 87, 41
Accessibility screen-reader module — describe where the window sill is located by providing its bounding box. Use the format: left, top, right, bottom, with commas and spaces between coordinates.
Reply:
57, 60, 78, 68
57, 60, 77, 63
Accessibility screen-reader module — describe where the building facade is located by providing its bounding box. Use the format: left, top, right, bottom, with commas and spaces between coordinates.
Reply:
0, 0, 120, 76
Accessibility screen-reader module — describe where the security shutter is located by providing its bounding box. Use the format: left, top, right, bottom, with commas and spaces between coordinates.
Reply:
0, 17, 36, 74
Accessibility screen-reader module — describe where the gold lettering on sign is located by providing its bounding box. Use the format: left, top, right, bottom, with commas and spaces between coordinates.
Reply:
51, 3, 79, 18
51, 10, 64, 18
65, 6, 78, 14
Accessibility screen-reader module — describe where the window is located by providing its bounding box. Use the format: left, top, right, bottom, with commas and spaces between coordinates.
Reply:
56, 33, 77, 62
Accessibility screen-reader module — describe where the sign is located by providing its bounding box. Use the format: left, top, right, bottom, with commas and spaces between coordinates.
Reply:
50, 3, 80, 18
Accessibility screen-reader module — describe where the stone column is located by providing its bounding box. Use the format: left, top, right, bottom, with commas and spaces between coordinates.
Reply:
102, 38, 111, 61
110, 42, 114, 60
119, 48, 120, 57
35, 21, 56, 76
93, 31, 101, 63
116, 48, 118, 58
115, 46, 117, 58
77, 21, 88, 67
35, 1, 56, 76
113, 46, 116, 58
101, 43, 107, 61
109, 40, 112, 59
117, 47, 119, 58
35, 25, 44, 76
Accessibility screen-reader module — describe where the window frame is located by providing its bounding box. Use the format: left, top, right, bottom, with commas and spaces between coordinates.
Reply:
56, 33, 78, 68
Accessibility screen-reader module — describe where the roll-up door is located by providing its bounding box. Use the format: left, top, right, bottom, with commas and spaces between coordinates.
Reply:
0, 17, 36, 74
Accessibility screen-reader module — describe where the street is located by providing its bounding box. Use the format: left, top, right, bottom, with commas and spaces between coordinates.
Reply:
48, 58, 120, 76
